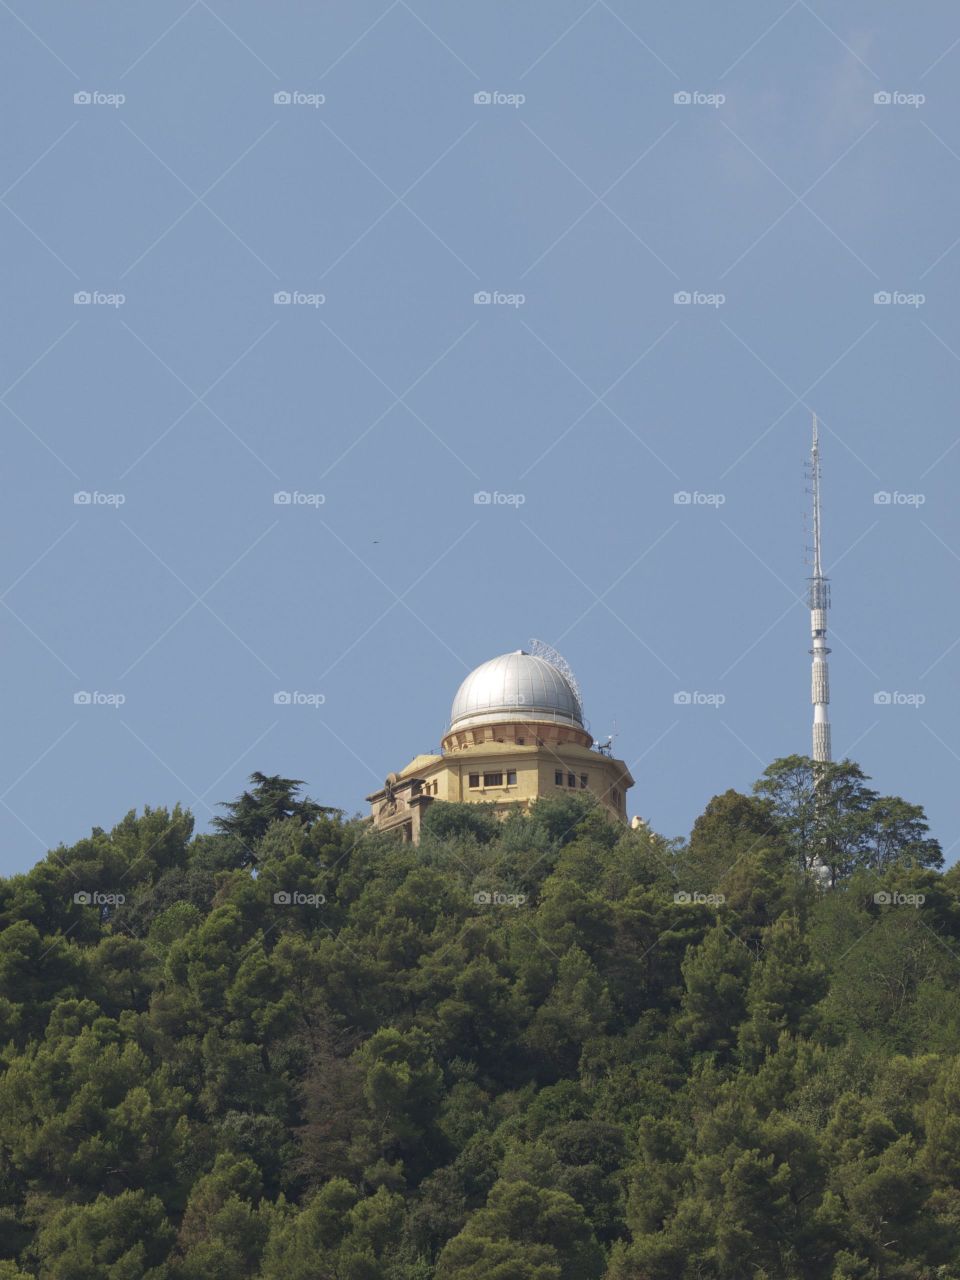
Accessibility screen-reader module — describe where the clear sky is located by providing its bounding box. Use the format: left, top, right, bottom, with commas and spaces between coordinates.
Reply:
2, 1, 959, 876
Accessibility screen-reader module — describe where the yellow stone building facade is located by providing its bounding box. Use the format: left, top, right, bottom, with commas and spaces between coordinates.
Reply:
367, 650, 634, 843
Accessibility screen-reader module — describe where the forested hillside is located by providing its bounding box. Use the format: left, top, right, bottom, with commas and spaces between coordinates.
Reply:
0, 760, 957, 1279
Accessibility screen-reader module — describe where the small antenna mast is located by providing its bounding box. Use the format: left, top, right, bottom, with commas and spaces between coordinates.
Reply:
595, 717, 618, 756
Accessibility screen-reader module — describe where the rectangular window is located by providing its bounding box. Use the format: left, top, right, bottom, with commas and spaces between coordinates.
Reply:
568, 773, 576, 788
483, 772, 503, 787
468, 774, 480, 788
555, 770, 564, 786
506, 770, 517, 785
580, 774, 588, 789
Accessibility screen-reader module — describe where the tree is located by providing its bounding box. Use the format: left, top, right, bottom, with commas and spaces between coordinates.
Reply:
683, 790, 785, 890
422, 802, 499, 845
737, 917, 827, 1067
260, 1180, 404, 1280
754, 755, 941, 883
681, 788, 803, 944
437, 1180, 603, 1280
213, 774, 335, 856
527, 795, 597, 848
524, 947, 612, 1078
755, 756, 873, 881
355, 1027, 447, 1178
295, 1019, 365, 1184
0, 1005, 192, 1203
0, 919, 85, 1041
32, 1189, 174, 1279
676, 924, 752, 1056
862, 796, 942, 872
172, 1154, 269, 1279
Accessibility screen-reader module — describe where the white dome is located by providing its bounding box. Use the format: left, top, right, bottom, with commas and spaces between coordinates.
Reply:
449, 651, 583, 732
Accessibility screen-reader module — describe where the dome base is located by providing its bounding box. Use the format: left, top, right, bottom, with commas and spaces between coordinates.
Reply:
442, 717, 593, 754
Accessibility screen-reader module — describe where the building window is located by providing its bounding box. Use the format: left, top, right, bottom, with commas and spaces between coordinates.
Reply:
506, 770, 517, 785
567, 773, 576, 788
555, 770, 564, 786
612, 788, 620, 808
483, 772, 503, 787
468, 774, 480, 788
580, 774, 588, 788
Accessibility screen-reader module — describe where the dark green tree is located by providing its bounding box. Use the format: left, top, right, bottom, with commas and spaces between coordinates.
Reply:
213, 773, 335, 856
676, 924, 752, 1056
754, 755, 941, 883
437, 1180, 603, 1280
32, 1189, 174, 1279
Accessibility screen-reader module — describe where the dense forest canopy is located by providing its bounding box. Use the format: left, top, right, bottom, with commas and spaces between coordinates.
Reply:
0, 757, 956, 1279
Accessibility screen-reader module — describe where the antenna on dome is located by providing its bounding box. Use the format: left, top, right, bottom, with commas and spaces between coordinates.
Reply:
529, 639, 583, 717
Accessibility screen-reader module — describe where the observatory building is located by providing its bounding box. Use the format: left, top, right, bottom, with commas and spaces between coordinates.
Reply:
367, 649, 635, 843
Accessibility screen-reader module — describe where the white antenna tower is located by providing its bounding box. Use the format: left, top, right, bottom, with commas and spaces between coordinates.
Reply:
807, 414, 832, 764
529, 639, 584, 718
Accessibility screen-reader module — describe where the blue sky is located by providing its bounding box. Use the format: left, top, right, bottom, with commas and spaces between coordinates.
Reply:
2, 1, 959, 875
